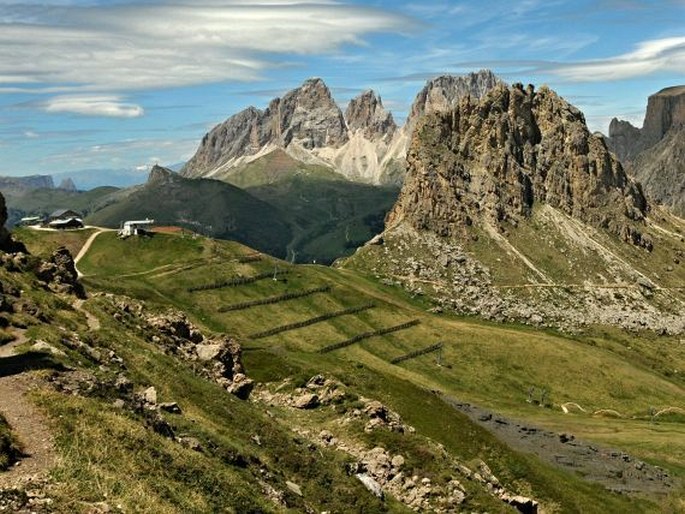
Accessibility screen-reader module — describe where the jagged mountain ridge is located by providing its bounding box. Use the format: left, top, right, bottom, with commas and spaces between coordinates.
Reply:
346, 82, 685, 334
606, 85, 685, 216
389, 82, 650, 249
181, 70, 500, 186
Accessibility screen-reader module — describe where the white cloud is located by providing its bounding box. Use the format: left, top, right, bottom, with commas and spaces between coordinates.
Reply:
551, 36, 685, 81
42, 95, 144, 118
0, 2, 416, 92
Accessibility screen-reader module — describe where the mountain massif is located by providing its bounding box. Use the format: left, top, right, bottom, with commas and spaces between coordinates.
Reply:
606, 85, 685, 216
347, 82, 685, 333
182, 71, 501, 186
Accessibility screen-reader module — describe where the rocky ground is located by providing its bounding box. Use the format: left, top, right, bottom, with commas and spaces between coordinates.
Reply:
446, 398, 677, 496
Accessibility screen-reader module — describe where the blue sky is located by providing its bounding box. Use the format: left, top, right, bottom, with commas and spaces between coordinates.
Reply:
1, 0, 684, 180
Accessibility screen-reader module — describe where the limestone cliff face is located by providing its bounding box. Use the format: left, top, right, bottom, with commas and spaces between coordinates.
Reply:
388, 83, 650, 249
345, 90, 397, 141
182, 78, 348, 179
181, 72, 502, 186
606, 85, 685, 216
406, 70, 502, 128
632, 127, 685, 216
641, 86, 685, 147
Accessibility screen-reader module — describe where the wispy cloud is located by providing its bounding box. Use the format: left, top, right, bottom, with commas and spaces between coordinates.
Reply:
41, 95, 145, 118
445, 36, 685, 82
552, 36, 685, 81
0, 1, 417, 94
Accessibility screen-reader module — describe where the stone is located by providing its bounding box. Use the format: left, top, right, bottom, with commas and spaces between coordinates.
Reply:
159, 402, 182, 414
141, 386, 157, 405
355, 473, 384, 499
391, 455, 405, 469
286, 481, 303, 497
293, 393, 319, 409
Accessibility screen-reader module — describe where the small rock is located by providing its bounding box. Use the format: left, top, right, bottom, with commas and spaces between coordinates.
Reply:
356, 473, 384, 499
159, 402, 182, 414
286, 481, 303, 497
391, 455, 405, 469
141, 386, 157, 405
293, 393, 319, 409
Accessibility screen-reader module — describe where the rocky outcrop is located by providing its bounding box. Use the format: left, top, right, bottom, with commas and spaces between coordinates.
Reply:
146, 164, 177, 187
606, 118, 642, 162
182, 78, 348, 179
631, 127, 685, 216
606, 85, 685, 216
607, 85, 685, 163
406, 70, 503, 129
388, 83, 650, 249
641, 85, 685, 148
35, 247, 86, 298
345, 90, 397, 141
109, 297, 254, 399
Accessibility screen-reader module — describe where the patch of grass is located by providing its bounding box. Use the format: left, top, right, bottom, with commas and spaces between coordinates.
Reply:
0, 413, 23, 471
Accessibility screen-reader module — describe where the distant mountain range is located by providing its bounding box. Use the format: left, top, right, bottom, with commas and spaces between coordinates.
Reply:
181, 70, 502, 186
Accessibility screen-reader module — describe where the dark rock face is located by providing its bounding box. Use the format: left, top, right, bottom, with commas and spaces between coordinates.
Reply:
57, 178, 77, 192
631, 127, 685, 216
641, 85, 685, 147
607, 85, 685, 163
182, 78, 348, 178
345, 90, 397, 140
0, 192, 25, 254
146, 164, 177, 186
406, 70, 503, 128
35, 246, 86, 298
389, 83, 651, 249
607, 118, 642, 162
605, 86, 685, 216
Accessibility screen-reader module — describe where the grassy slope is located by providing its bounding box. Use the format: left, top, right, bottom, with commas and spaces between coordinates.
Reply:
86, 176, 292, 259
76, 231, 685, 512
217, 149, 400, 264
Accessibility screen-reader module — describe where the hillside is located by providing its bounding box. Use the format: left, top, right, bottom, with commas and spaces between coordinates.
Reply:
0, 202, 682, 511
86, 166, 292, 259
4, 186, 119, 227
345, 83, 685, 334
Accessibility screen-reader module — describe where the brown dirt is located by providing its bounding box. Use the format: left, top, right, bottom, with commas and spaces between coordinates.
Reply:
0, 331, 57, 488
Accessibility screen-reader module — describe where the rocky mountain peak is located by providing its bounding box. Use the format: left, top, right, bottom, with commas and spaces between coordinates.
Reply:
389, 82, 650, 249
641, 85, 685, 147
147, 165, 176, 187
345, 90, 397, 140
406, 70, 503, 127
58, 177, 77, 192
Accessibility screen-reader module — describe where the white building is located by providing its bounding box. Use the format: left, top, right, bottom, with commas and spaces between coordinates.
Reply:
119, 219, 155, 238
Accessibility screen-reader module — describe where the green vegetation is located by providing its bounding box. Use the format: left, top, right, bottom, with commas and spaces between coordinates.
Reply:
5, 186, 118, 227
0, 414, 22, 471
86, 174, 292, 258
4, 227, 684, 512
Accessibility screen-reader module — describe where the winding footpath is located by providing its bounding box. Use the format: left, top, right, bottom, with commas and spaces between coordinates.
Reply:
74, 227, 114, 278
0, 331, 56, 488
